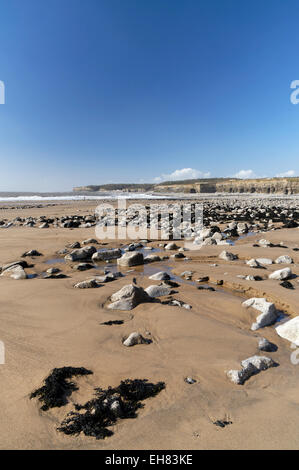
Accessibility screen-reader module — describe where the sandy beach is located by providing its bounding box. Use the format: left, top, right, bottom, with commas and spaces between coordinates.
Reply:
0, 199, 298, 449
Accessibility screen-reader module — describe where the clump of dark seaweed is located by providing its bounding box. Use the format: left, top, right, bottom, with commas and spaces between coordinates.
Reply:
100, 320, 124, 326
57, 379, 165, 439
30, 367, 93, 411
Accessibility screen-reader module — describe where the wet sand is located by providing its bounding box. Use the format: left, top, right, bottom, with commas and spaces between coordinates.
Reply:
0, 201, 299, 449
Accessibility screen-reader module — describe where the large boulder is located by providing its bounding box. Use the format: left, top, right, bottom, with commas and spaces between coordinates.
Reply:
92, 248, 122, 261
117, 252, 144, 267
1, 264, 27, 280
145, 285, 172, 298
276, 316, 299, 346
269, 267, 292, 280
242, 297, 279, 330
64, 245, 97, 262
108, 284, 150, 310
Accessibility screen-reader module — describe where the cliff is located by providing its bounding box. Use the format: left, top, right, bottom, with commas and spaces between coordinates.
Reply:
73, 177, 299, 195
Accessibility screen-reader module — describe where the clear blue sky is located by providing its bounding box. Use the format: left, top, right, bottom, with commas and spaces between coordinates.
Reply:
0, 0, 299, 191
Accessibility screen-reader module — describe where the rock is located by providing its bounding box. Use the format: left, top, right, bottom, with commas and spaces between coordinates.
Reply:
258, 239, 273, 247
165, 299, 192, 309
246, 259, 263, 268
280, 280, 294, 289
171, 252, 185, 259
1, 264, 27, 280
64, 246, 97, 262
227, 355, 276, 385
122, 332, 151, 347
242, 297, 279, 330
68, 242, 80, 249
144, 254, 162, 263
258, 337, 277, 352
219, 251, 238, 261
185, 377, 196, 384
39, 222, 49, 229
73, 263, 94, 271
276, 316, 299, 346
149, 271, 171, 281
46, 267, 60, 274
74, 279, 100, 288
269, 267, 292, 280
21, 250, 42, 257
256, 258, 273, 265
275, 255, 293, 264
82, 238, 99, 245
164, 242, 179, 250
108, 284, 150, 310
1, 260, 28, 272
145, 285, 172, 297
117, 252, 144, 267
197, 285, 215, 291
96, 272, 123, 283
92, 248, 122, 261
196, 276, 210, 282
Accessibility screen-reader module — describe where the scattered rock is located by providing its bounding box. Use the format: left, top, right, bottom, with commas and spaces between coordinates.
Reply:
108, 284, 150, 310
227, 355, 276, 385
258, 337, 278, 352
117, 252, 144, 267
145, 285, 172, 298
242, 297, 279, 330
149, 271, 171, 281
122, 332, 152, 347
276, 316, 299, 346
219, 251, 238, 261
275, 255, 293, 264
269, 267, 292, 280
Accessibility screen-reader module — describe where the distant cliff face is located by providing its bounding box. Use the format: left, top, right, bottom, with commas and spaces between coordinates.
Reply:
73, 178, 299, 194
155, 178, 299, 194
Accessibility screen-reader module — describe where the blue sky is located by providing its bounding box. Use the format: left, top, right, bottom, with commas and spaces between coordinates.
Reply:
0, 0, 299, 191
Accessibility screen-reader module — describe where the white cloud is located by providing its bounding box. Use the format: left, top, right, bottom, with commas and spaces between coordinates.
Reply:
154, 168, 211, 183
233, 169, 256, 179
276, 170, 296, 177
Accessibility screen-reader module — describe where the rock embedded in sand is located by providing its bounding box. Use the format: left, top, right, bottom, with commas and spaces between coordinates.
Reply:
108, 284, 150, 310
64, 245, 97, 262
21, 250, 42, 257
117, 251, 144, 267
92, 248, 122, 261
145, 285, 172, 298
164, 242, 179, 250
258, 337, 277, 352
227, 355, 276, 385
256, 258, 273, 265
276, 316, 299, 346
246, 258, 263, 268
144, 254, 162, 263
74, 279, 100, 289
275, 255, 293, 264
122, 332, 151, 347
149, 271, 171, 281
219, 251, 238, 261
1, 264, 27, 280
242, 297, 279, 330
269, 267, 292, 280
73, 262, 94, 271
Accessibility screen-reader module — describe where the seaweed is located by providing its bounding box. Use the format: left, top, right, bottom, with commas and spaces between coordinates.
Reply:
57, 379, 165, 439
100, 320, 124, 326
30, 367, 93, 411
